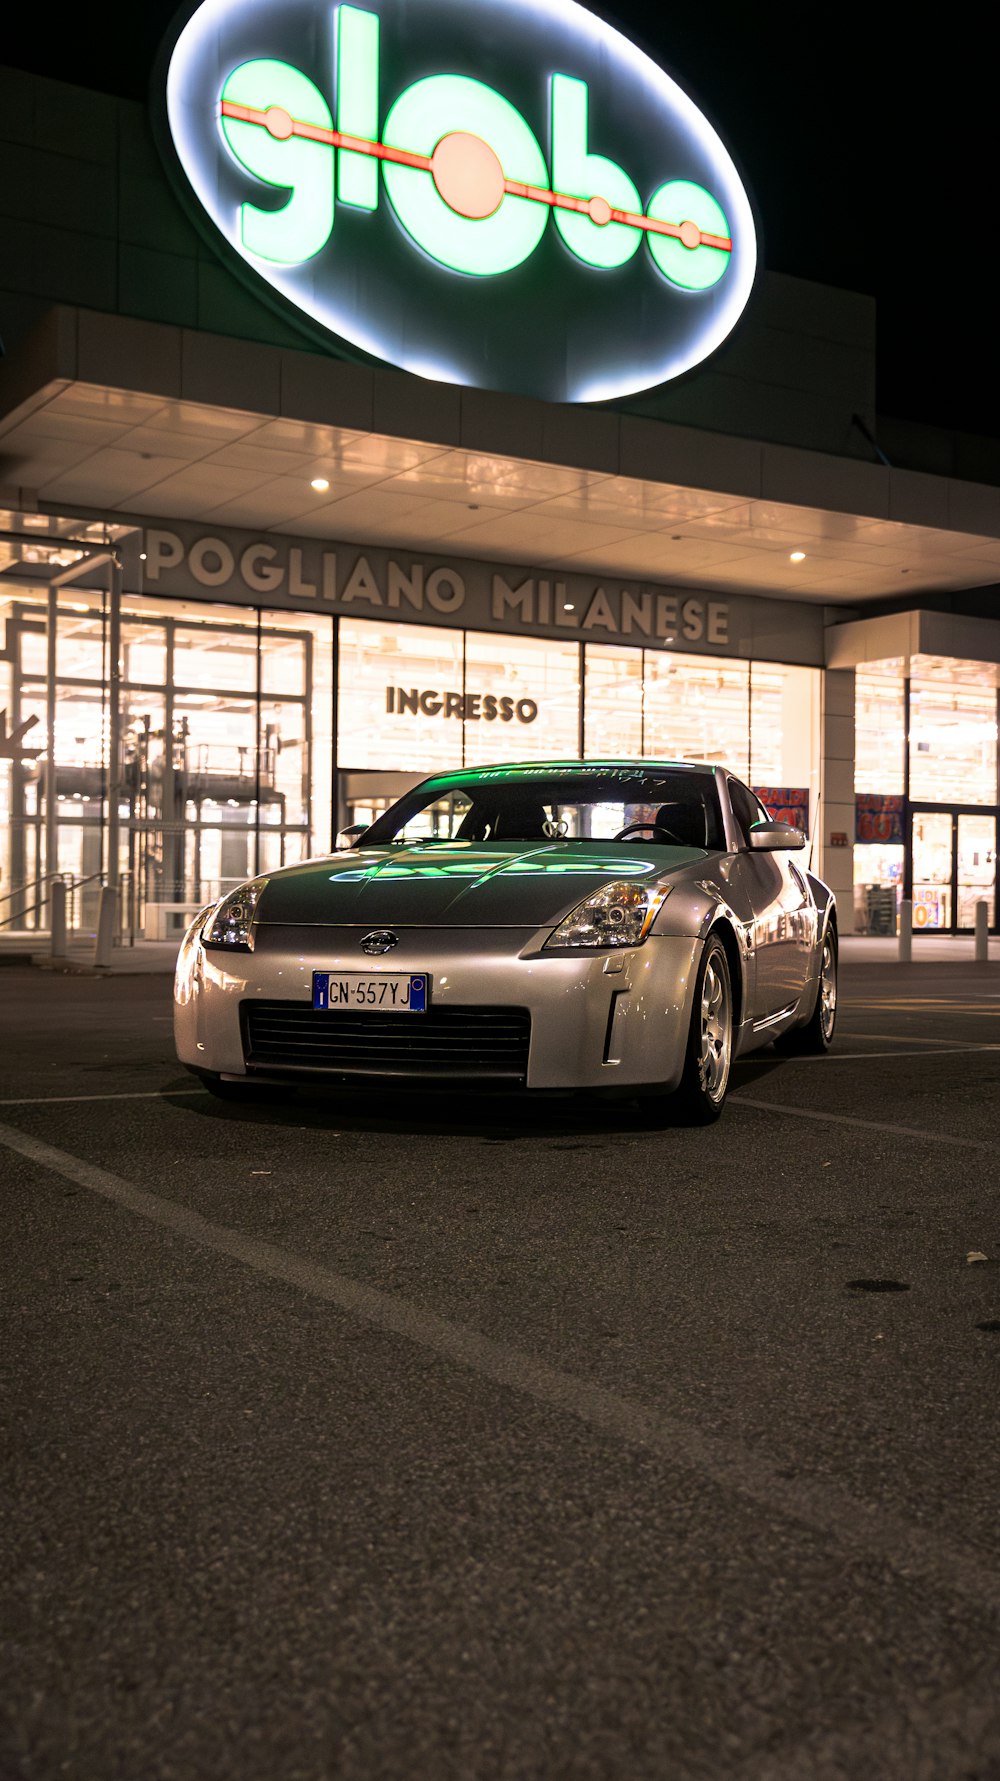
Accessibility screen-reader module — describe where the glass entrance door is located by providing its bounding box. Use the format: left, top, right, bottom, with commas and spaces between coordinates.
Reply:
912, 810, 953, 931
910, 807, 997, 933
957, 812, 996, 930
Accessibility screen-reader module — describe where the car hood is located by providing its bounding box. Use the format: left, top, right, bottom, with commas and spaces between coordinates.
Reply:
256, 840, 706, 928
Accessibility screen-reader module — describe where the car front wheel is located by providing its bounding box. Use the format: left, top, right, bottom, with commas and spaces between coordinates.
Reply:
635, 932, 734, 1127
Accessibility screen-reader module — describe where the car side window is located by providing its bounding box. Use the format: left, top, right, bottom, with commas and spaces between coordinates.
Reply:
727, 778, 768, 848
395, 790, 475, 842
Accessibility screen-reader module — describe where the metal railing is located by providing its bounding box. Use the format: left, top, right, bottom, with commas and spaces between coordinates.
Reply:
0, 870, 72, 931
0, 868, 106, 934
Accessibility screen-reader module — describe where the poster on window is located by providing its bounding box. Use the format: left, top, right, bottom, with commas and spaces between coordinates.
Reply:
856, 793, 904, 844
752, 786, 810, 835
913, 889, 947, 929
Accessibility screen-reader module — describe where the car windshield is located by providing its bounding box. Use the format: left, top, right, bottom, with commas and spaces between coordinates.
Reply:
362, 767, 725, 850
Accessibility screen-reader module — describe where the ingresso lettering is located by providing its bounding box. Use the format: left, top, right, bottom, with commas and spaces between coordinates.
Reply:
386, 688, 538, 722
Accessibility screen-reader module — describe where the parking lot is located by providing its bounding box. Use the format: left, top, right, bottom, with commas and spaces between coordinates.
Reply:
2, 954, 999, 1780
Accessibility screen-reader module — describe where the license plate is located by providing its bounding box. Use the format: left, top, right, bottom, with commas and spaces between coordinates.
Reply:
312, 972, 428, 1012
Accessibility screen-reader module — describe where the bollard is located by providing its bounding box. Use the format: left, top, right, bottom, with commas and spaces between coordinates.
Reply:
94, 884, 117, 969
974, 898, 989, 964
898, 897, 912, 964
50, 879, 68, 958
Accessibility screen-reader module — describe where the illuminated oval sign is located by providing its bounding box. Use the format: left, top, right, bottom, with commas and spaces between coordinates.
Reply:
161, 0, 757, 401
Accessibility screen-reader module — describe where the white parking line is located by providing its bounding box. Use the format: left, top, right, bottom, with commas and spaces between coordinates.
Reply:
848, 1000, 1000, 1013
835, 1031, 989, 1045
736, 1045, 1000, 1064
2, 1116, 999, 1622
0, 1089, 208, 1107
732, 1096, 993, 1150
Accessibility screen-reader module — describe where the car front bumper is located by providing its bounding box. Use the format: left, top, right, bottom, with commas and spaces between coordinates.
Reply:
174, 920, 703, 1093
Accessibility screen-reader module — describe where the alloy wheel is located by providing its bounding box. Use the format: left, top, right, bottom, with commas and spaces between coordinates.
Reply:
820, 933, 837, 1042
699, 954, 732, 1102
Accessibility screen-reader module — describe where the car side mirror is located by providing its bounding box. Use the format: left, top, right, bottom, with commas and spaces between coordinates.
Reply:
335, 823, 369, 851
748, 820, 806, 852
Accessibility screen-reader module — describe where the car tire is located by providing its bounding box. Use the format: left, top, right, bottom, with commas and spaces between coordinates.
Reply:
666, 933, 734, 1124
774, 925, 837, 1055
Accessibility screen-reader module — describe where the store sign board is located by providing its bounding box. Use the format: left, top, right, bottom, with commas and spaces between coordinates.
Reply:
138, 521, 826, 665
158, 0, 757, 400
386, 687, 538, 722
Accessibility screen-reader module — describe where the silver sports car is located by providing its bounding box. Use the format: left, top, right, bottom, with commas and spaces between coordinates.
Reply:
174, 759, 837, 1122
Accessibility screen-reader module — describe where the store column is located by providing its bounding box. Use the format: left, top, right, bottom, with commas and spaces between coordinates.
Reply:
818, 668, 856, 931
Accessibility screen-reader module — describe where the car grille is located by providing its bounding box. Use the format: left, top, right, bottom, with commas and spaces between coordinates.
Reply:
241, 1001, 531, 1082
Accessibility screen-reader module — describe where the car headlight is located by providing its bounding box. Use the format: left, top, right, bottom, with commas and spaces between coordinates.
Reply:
545, 881, 668, 949
202, 877, 269, 950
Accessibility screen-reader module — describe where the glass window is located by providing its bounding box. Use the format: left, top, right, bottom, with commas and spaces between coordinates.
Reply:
18, 623, 48, 679
727, 777, 766, 846
262, 610, 333, 858
957, 813, 996, 929
584, 644, 643, 757
0, 618, 12, 909
339, 616, 464, 772
855, 666, 905, 795
122, 621, 166, 687
261, 625, 307, 697
56, 598, 107, 682
463, 632, 580, 766
909, 666, 998, 806
259, 698, 308, 830
174, 621, 258, 693
338, 622, 581, 771
118, 596, 334, 901
854, 662, 905, 932
749, 662, 820, 789
384, 789, 475, 844
643, 653, 749, 778
0, 589, 49, 923
3, 582, 339, 927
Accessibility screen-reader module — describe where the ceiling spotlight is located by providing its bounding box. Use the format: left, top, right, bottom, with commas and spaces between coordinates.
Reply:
789, 550, 806, 562
310, 476, 330, 492
563, 602, 575, 611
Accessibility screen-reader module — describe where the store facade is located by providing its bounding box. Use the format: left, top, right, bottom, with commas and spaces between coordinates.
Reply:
833, 612, 1000, 936
0, 522, 824, 937
3, 10, 1000, 942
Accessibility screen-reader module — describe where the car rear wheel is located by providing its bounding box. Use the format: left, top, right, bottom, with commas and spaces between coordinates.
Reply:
775, 926, 837, 1055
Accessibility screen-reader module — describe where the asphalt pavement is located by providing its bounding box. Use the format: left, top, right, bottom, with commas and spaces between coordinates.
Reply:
1, 956, 999, 1780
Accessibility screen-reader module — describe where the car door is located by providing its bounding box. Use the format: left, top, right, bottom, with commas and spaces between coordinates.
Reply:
728, 778, 813, 1019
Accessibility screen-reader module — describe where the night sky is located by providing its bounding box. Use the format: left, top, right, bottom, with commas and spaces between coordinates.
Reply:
4, 1, 992, 441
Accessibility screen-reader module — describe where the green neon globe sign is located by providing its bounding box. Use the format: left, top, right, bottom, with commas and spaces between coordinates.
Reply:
161, 0, 757, 400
